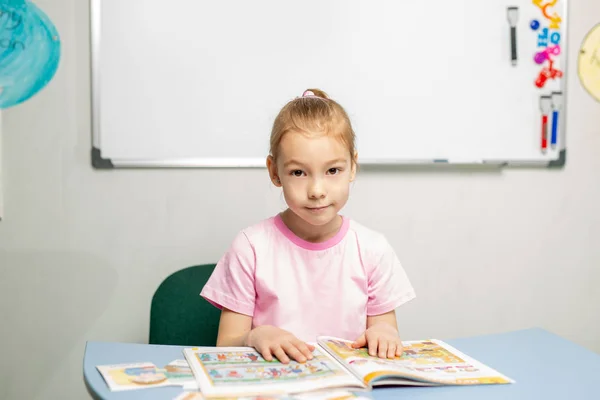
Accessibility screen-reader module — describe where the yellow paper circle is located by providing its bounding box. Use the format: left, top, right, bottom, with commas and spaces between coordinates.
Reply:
578, 23, 600, 102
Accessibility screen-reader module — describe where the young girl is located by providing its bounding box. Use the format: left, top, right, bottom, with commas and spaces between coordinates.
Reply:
200, 89, 415, 364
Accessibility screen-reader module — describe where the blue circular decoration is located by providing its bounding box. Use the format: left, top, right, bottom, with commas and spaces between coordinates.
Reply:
0, 0, 61, 109
530, 19, 540, 31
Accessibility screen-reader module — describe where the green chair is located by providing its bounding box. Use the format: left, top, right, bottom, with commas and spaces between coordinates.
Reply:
149, 264, 221, 346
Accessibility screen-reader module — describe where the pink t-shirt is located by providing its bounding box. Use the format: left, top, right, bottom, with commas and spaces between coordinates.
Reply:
200, 214, 416, 342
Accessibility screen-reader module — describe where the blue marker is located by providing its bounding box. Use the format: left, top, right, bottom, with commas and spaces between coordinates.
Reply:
550, 92, 563, 149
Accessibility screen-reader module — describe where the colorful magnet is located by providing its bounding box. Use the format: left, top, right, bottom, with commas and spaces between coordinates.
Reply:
535, 60, 563, 88
534, 45, 561, 64
531, 19, 540, 30
532, 0, 563, 30
538, 27, 549, 47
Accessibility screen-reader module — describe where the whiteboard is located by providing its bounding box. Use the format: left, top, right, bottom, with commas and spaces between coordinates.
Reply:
90, 0, 569, 168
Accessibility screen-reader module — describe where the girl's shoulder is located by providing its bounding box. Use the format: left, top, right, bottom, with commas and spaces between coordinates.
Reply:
347, 218, 389, 245
231, 215, 280, 245
346, 218, 396, 260
221, 217, 280, 262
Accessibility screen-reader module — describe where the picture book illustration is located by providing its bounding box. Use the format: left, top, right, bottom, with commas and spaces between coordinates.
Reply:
96, 362, 172, 391
164, 359, 197, 387
194, 348, 347, 386
97, 359, 197, 391
319, 337, 514, 386
323, 338, 465, 365
164, 360, 194, 382
184, 345, 367, 397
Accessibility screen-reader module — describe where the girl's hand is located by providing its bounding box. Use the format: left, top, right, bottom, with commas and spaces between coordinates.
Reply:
246, 325, 315, 364
351, 323, 404, 359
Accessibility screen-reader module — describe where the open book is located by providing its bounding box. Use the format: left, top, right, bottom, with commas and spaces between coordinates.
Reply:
182, 336, 514, 398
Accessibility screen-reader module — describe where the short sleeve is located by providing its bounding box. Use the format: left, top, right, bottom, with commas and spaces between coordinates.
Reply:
200, 231, 256, 316
366, 237, 416, 316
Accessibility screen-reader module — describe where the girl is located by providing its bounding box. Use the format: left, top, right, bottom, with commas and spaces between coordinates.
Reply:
200, 89, 415, 364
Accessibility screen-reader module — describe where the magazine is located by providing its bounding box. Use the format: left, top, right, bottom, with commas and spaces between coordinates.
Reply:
182, 336, 514, 397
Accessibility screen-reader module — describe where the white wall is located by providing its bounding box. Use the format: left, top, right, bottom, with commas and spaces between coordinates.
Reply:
0, 1, 598, 399
0, 110, 3, 219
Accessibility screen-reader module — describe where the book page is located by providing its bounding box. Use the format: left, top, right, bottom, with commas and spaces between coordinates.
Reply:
172, 389, 372, 400
318, 337, 514, 386
96, 362, 173, 391
164, 359, 197, 389
183, 345, 365, 397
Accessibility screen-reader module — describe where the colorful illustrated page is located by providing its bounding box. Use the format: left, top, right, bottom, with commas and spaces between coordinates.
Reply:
320, 338, 513, 385
163, 359, 195, 385
96, 362, 172, 391
195, 348, 349, 387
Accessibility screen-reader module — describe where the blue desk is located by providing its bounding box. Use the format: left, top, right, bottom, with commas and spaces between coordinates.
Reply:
83, 328, 600, 399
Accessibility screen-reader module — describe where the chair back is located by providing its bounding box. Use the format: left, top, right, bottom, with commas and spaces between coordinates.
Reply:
149, 264, 220, 346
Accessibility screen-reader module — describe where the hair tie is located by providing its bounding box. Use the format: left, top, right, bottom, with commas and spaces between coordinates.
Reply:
293, 90, 323, 101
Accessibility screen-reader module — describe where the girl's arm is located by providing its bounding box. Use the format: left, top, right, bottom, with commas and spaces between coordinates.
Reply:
352, 310, 404, 359
366, 310, 399, 331
216, 307, 253, 346
216, 307, 315, 363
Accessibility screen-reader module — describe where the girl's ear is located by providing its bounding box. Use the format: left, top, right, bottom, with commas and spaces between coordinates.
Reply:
349, 151, 358, 182
266, 155, 282, 187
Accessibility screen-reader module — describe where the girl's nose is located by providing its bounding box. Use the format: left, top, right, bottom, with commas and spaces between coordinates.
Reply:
308, 178, 326, 199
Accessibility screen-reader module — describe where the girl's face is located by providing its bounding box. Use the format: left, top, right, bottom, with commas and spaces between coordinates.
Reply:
268, 131, 356, 229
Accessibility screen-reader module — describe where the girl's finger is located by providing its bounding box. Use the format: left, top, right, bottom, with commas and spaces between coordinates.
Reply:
259, 345, 273, 362
352, 333, 367, 349
272, 345, 291, 364
396, 342, 405, 357
387, 342, 397, 359
292, 339, 314, 360
367, 336, 379, 357
378, 339, 388, 359
282, 341, 306, 363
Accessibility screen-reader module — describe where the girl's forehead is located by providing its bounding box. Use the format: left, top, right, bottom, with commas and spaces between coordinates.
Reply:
277, 132, 350, 165
279, 131, 349, 156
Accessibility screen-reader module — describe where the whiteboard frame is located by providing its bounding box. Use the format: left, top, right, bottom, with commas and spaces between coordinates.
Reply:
89, 0, 569, 169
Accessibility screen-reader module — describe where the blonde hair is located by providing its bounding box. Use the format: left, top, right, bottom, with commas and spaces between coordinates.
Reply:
269, 88, 356, 164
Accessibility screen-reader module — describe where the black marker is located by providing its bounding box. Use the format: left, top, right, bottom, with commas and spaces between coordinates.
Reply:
507, 7, 519, 66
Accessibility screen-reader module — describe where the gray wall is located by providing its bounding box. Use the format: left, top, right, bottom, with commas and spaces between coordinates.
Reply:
1, 1, 599, 399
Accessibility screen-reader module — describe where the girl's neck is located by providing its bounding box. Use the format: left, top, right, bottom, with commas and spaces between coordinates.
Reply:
280, 209, 343, 243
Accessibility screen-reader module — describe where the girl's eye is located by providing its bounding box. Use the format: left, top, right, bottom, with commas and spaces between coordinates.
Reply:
291, 170, 305, 177
328, 168, 340, 175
